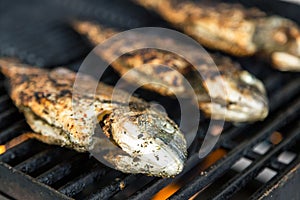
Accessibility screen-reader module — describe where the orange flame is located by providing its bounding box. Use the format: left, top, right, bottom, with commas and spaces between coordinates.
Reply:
0, 145, 6, 154
0, 133, 36, 155
151, 148, 227, 200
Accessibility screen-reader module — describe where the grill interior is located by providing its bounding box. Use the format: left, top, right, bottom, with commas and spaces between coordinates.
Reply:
0, 0, 300, 199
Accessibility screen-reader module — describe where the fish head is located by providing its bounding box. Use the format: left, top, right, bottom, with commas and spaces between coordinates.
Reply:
255, 16, 300, 71
200, 65, 269, 122
270, 18, 300, 71
105, 104, 187, 177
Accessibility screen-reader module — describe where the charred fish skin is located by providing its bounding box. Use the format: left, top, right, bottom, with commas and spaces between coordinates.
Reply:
133, 0, 258, 56
133, 0, 300, 72
72, 20, 269, 122
253, 16, 300, 71
0, 58, 187, 177
196, 55, 268, 122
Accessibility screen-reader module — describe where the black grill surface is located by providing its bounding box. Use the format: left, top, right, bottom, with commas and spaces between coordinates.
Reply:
0, 0, 299, 199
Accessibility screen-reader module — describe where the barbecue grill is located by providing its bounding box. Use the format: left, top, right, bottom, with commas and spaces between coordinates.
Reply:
0, 0, 299, 199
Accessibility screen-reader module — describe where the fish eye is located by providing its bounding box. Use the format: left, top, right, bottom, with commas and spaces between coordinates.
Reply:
240, 71, 255, 85
160, 121, 175, 133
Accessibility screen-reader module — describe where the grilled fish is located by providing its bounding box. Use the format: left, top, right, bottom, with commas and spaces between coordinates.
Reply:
133, 0, 300, 72
0, 58, 187, 177
72, 20, 269, 122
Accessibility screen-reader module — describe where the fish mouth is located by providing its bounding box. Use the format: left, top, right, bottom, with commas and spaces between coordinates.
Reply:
254, 16, 300, 72
107, 110, 187, 177
271, 52, 300, 72
200, 70, 269, 122
199, 97, 269, 123
230, 71, 269, 122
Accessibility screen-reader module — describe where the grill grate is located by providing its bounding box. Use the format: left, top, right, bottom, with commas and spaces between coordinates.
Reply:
0, 0, 300, 199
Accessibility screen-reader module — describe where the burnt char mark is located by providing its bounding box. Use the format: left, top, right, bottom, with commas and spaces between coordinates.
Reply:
59, 89, 72, 97
99, 99, 144, 108
143, 54, 157, 63
42, 109, 49, 114
18, 74, 30, 84
48, 74, 69, 87
34, 92, 45, 103
129, 102, 149, 112
99, 114, 113, 138
19, 91, 32, 102
13, 73, 39, 85
98, 99, 113, 104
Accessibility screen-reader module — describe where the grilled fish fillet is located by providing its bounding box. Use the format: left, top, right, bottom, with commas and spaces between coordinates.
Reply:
0, 58, 187, 177
72, 20, 269, 122
133, 0, 300, 72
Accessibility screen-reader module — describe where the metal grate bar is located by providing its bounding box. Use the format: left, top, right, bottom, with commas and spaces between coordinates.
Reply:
218, 78, 300, 148
0, 162, 72, 200
58, 165, 110, 197
0, 1, 299, 199
263, 73, 286, 93
0, 94, 10, 106
50, 0, 156, 28
14, 148, 66, 174
86, 174, 139, 200
250, 156, 300, 200
0, 108, 21, 129
11, 27, 79, 52
112, 175, 155, 199
0, 81, 5, 90
132, 104, 294, 199
36, 154, 89, 186
268, 77, 300, 112
0, 21, 60, 46
220, 86, 300, 149
0, 139, 47, 165
0, 119, 28, 143
130, 177, 166, 200
169, 97, 300, 199
130, 154, 202, 200
0, 17, 88, 66
211, 122, 300, 200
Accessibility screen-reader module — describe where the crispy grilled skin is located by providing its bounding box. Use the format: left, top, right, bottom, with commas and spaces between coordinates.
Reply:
0, 58, 188, 177
0, 58, 158, 151
133, 0, 300, 71
133, 0, 260, 56
72, 21, 269, 122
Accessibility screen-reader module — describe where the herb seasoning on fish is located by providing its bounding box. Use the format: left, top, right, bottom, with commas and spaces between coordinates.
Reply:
0, 58, 187, 177
133, 0, 300, 72
72, 20, 269, 122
